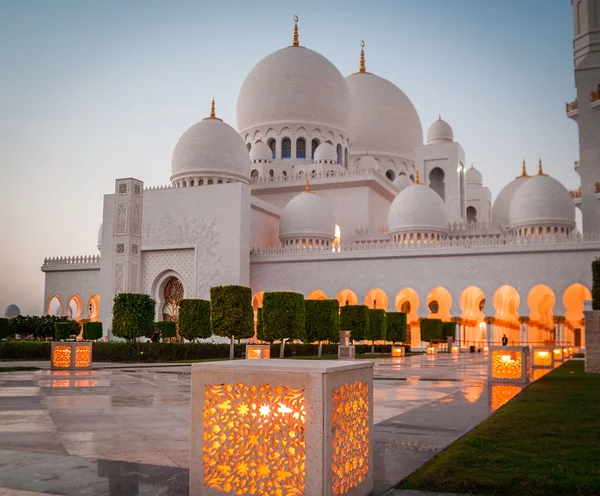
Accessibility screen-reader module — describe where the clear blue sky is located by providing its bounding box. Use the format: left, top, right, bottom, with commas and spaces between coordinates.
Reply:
0, 0, 579, 315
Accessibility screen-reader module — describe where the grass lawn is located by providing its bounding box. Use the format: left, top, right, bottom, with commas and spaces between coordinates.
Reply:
398, 361, 600, 496
0, 366, 40, 372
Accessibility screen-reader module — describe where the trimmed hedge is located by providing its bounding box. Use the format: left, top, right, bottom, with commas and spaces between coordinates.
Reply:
0, 318, 10, 339
112, 293, 155, 341
386, 312, 407, 343
7, 315, 69, 339
210, 286, 254, 340
340, 305, 370, 342
367, 309, 386, 342
178, 299, 211, 340
154, 321, 176, 339
54, 322, 72, 341
420, 318, 443, 342
83, 322, 103, 341
0, 342, 401, 362
593, 259, 600, 310
305, 299, 339, 343
442, 321, 456, 339
263, 292, 306, 342
256, 307, 269, 342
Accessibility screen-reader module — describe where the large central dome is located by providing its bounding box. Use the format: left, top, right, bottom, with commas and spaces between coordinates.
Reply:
236, 46, 352, 135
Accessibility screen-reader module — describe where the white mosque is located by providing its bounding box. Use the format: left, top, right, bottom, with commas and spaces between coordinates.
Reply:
40, 3, 600, 350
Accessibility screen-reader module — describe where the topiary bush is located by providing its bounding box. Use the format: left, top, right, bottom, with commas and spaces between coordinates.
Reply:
305, 299, 340, 356
0, 318, 10, 339
263, 292, 306, 353
340, 305, 370, 342
420, 318, 443, 342
178, 299, 211, 341
442, 321, 456, 340
54, 322, 72, 341
386, 312, 407, 343
82, 322, 103, 341
593, 259, 600, 310
256, 307, 270, 343
112, 293, 155, 342
210, 285, 254, 359
154, 321, 176, 339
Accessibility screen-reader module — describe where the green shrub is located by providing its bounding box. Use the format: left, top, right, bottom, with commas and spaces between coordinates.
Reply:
256, 308, 270, 342
420, 318, 443, 342
305, 299, 339, 343
82, 322, 103, 341
0, 318, 10, 339
178, 299, 211, 341
112, 293, 155, 341
442, 321, 456, 339
8, 315, 68, 339
340, 305, 370, 342
386, 312, 407, 343
367, 309, 386, 342
593, 259, 600, 310
262, 292, 306, 342
154, 321, 176, 339
210, 286, 254, 340
54, 322, 72, 341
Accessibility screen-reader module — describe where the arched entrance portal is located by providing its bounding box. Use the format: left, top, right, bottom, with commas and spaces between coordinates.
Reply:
426, 287, 452, 321
459, 286, 486, 347
563, 284, 590, 347
47, 295, 62, 316
528, 285, 555, 345
87, 295, 100, 322
163, 277, 184, 322
395, 288, 420, 347
493, 286, 520, 345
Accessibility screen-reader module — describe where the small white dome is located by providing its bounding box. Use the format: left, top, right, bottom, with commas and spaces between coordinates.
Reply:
249, 140, 272, 162
97, 223, 103, 252
427, 117, 454, 144
237, 46, 352, 135
393, 172, 413, 191
279, 188, 335, 244
354, 154, 378, 171
466, 166, 483, 185
509, 173, 576, 232
388, 183, 449, 236
171, 114, 250, 184
4, 304, 21, 319
346, 72, 423, 159
314, 142, 337, 163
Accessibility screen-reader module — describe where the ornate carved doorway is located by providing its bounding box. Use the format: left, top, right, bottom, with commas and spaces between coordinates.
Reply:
162, 277, 184, 322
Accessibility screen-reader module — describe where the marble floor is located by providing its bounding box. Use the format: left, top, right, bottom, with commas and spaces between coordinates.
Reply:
0, 353, 525, 496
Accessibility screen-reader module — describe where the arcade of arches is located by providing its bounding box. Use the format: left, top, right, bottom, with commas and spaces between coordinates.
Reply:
252, 283, 590, 348
46, 294, 101, 323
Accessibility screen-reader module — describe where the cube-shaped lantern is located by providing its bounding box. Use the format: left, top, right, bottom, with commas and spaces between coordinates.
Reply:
563, 347, 570, 359
451, 345, 460, 354
338, 345, 356, 360
246, 344, 270, 360
191, 360, 374, 496
531, 347, 555, 369
391, 346, 405, 357
51, 342, 92, 370
568, 346, 574, 356
483, 346, 489, 353
426, 346, 437, 355
488, 346, 529, 383
553, 347, 564, 362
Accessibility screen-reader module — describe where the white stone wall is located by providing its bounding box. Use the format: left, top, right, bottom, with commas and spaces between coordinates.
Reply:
42, 268, 101, 318
466, 183, 492, 223
251, 206, 280, 248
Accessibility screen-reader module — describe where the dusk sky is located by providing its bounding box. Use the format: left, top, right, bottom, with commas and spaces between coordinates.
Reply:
0, 0, 579, 315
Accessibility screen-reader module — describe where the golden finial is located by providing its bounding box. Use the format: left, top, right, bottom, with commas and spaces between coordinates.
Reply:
202, 98, 222, 121
415, 169, 421, 184
365, 149, 369, 156
292, 15, 299, 47
305, 177, 311, 193
517, 159, 529, 178
359, 40, 366, 73
538, 158, 546, 175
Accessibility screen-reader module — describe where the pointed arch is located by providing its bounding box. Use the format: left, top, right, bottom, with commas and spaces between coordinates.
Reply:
426, 287, 452, 321
493, 285, 521, 345
307, 290, 327, 300
563, 283, 590, 348
459, 286, 486, 345
87, 294, 100, 322
47, 295, 62, 316
336, 289, 358, 307
364, 288, 388, 310
528, 284, 556, 345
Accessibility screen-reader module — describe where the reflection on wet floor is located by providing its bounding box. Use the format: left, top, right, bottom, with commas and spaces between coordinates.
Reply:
0, 352, 558, 496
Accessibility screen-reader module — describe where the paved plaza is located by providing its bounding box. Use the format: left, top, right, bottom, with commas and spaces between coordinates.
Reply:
0, 353, 518, 495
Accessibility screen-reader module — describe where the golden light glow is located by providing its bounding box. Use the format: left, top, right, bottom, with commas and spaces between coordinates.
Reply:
246, 345, 270, 360
553, 348, 563, 361
391, 346, 405, 357
533, 349, 552, 367
563, 347, 569, 357
52, 346, 71, 368
533, 369, 550, 381
491, 384, 522, 411
483, 346, 489, 352
75, 346, 91, 368
491, 350, 523, 379
332, 381, 369, 495
451, 346, 460, 353
426, 346, 437, 355
462, 384, 484, 404
203, 383, 305, 495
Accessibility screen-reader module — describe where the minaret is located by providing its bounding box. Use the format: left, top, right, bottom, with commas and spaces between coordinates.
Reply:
572, 0, 600, 233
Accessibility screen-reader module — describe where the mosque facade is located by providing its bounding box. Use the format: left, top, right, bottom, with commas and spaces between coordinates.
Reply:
40, 2, 600, 349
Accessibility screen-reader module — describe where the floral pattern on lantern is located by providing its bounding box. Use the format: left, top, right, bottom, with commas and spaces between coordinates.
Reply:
533, 349, 552, 367
52, 346, 71, 368
75, 346, 91, 367
490, 384, 522, 411
553, 347, 564, 361
246, 345, 270, 360
391, 346, 405, 357
331, 381, 369, 495
491, 350, 523, 379
203, 383, 306, 495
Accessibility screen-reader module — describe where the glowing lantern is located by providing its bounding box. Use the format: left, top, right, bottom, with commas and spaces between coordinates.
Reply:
563, 347, 570, 359
391, 346, 405, 357
426, 346, 437, 355
191, 359, 374, 496
51, 342, 92, 370
246, 344, 270, 360
553, 347, 564, 362
531, 347, 555, 369
451, 346, 460, 354
568, 346, 574, 356
483, 346, 489, 353
488, 346, 529, 383
338, 331, 355, 360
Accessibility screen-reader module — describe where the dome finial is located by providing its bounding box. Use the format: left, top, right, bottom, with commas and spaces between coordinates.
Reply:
538, 158, 546, 176
202, 98, 223, 121
415, 169, 421, 184
359, 40, 366, 73
365, 149, 369, 156
305, 177, 311, 193
438, 114, 441, 121
292, 15, 299, 47
517, 159, 529, 178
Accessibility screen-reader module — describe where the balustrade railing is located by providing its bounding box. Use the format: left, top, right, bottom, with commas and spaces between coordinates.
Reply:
43, 255, 101, 266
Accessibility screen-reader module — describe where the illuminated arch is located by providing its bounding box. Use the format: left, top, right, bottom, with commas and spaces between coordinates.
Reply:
395, 288, 420, 347
336, 289, 358, 307
563, 283, 590, 347
87, 295, 100, 322
426, 287, 452, 321
493, 285, 520, 345
364, 288, 388, 310
528, 284, 556, 345
459, 286, 486, 346
47, 295, 62, 316
252, 291, 265, 311
307, 290, 327, 300
66, 294, 83, 321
